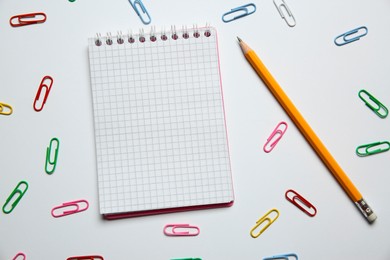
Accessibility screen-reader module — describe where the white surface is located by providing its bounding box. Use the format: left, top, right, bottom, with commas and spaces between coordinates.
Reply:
1, 0, 390, 259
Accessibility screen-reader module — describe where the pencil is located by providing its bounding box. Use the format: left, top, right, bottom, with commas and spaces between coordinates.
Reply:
237, 37, 377, 223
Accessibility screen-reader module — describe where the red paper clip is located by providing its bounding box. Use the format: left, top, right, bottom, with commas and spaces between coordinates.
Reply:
163, 224, 200, 236
263, 121, 288, 153
9, 13, 47, 27
67, 256, 104, 260
12, 252, 26, 260
285, 189, 317, 217
33, 76, 53, 112
51, 199, 89, 218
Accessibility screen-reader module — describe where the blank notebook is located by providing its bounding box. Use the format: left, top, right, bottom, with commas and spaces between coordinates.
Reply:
88, 26, 234, 219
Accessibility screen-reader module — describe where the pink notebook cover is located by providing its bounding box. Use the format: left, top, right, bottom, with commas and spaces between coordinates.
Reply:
88, 26, 234, 219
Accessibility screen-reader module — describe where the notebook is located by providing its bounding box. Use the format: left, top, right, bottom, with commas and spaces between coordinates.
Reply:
88, 26, 234, 219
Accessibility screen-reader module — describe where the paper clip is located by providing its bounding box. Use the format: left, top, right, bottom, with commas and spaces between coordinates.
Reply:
164, 224, 200, 236
2, 181, 29, 214
171, 258, 201, 260
356, 141, 390, 157
0, 102, 13, 115
334, 26, 368, 46
128, 0, 151, 25
51, 199, 89, 218
12, 252, 26, 260
263, 253, 298, 260
285, 189, 317, 217
222, 3, 256, 23
273, 0, 296, 27
263, 122, 288, 153
33, 76, 54, 112
45, 137, 60, 174
358, 90, 388, 118
10, 12, 47, 27
67, 256, 104, 260
250, 208, 279, 238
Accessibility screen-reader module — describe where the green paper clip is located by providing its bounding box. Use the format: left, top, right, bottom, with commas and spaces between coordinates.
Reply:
2, 181, 29, 214
356, 141, 390, 157
358, 90, 388, 118
45, 137, 60, 174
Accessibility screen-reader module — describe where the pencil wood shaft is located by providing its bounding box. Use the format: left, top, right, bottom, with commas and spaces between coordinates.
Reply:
238, 38, 376, 222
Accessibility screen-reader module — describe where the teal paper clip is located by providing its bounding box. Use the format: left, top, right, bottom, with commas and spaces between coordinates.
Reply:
128, 0, 151, 25
45, 137, 60, 174
2, 181, 29, 214
358, 90, 388, 118
356, 141, 390, 157
334, 26, 367, 46
263, 253, 298, 260
222, 3, 256, 23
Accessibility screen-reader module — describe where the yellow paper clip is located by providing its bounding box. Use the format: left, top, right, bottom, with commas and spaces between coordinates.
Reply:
250, 208, 279, 238
0, 102, 13, 115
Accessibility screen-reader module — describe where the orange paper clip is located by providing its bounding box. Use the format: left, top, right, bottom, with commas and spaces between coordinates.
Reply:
10, 13, 47, 27
67, 256, 104, 260
285, 189, 317, 217
12, 252, 26, 260
263, 121, 288, 153
51, 199, 89, 218
164, 224, 200, 236
33, 76, 53, 112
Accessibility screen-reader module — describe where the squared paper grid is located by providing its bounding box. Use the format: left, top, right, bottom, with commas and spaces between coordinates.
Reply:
88, 27, 233, 215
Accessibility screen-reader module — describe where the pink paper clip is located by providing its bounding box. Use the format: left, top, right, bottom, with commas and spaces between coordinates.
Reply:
263, 121, 288, 153
12, 252, 26, 260
285, 189, 317, 217
163, 224, 200, 236
33, 76, 53, 112
9, 12, 46, 27
51, 199, 89, 218
67, 256, 104, 260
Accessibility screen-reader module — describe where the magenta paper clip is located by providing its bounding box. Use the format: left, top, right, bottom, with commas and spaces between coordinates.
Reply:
67, 256, 104, 260
285, 189, 317, 217
263, 121, 288, 153
164, 224, 200, 236
51, 199, 89, 218
12, 252, 26, 260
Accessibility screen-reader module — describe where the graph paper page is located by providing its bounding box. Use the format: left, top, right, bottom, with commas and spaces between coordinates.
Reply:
88, 27, 233, 215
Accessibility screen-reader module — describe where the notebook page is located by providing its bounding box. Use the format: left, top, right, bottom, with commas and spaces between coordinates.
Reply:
88, 27, 233, 215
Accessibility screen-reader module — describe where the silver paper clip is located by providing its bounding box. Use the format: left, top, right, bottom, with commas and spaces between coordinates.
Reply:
273, 0, 296, 27
334, 26, 367, 46
222, 3, 256, 23
128, 0, 151, 25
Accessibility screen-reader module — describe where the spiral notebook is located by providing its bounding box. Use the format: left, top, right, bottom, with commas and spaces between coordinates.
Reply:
88, 26, 234, 219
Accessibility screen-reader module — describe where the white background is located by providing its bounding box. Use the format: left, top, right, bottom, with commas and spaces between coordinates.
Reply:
1, 0, 390, 259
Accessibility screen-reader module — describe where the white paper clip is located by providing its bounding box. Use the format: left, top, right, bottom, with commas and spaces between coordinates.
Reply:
273, 0, 296, 27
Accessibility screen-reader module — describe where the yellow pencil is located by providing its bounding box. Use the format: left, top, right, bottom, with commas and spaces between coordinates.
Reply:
238, 37, 377, 223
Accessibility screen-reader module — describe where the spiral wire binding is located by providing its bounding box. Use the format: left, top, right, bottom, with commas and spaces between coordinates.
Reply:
94, 24, 212, 46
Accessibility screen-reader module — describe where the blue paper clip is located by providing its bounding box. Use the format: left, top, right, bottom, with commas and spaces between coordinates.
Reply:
334, 26, 368, 46
128, 0, 151, 25
222, 3, 256, 23
356, 141, 390, 157
263, 253, 298, 260
2, 181, 29, 214
358, 89, 388, 118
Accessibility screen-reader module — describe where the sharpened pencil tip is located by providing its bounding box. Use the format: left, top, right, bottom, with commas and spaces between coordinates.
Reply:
237, 37, 242, 42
